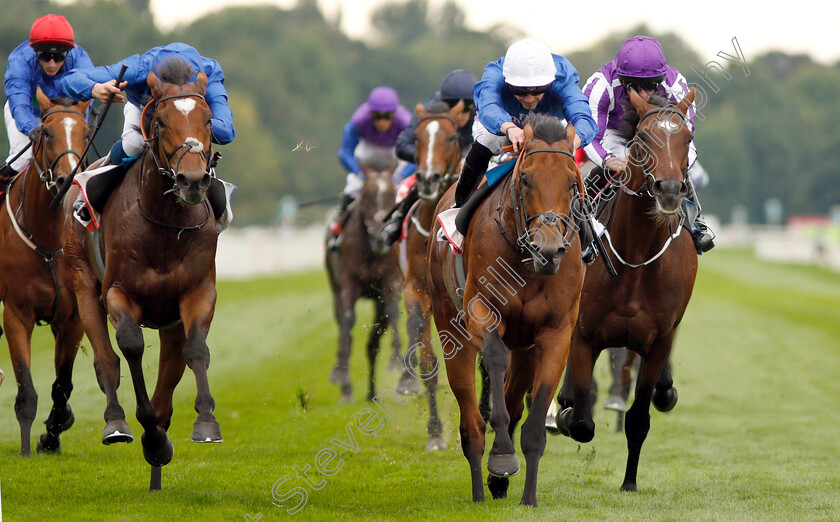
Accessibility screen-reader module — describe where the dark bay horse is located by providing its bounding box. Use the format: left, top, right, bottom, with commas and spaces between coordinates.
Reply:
395, 101, 464, 451
0, 89, 90, 456
63, 60, 222, 490
557, 89, 699, 492
326, 156, 402, 403
428, 114, 584, 506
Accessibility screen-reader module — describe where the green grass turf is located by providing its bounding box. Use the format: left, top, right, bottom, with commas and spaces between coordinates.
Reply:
0, 248, 838, 520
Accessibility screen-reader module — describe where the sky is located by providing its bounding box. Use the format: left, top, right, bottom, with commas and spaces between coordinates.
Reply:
148, 0, 836, 65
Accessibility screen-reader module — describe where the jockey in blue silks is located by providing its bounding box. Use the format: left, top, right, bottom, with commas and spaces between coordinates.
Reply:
452, 39, 597, 220
1, 14, 94, 183
581, 35, 714, 253
328, 86, 412, 249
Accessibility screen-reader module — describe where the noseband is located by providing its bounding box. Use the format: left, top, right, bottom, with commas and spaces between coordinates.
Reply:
141, 93, 218, 181
32, 107, 89, 193
623, 105, 690, 199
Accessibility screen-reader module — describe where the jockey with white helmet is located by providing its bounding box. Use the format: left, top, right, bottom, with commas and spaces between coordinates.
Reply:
452, 39, 597, 213
582, 35, 714, 252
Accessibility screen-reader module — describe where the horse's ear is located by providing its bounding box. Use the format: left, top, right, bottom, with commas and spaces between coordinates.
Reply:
77, 99, 92, 114
564, 121, 577, 145
523, 123, 535, 140
628, 88, 649, 115
415, 102, 426, 119
193, 71, 208, 95
147, 71, 162, 98
449, 99, 464, 119
35, 86, 52, 112
676, 86, 696, 116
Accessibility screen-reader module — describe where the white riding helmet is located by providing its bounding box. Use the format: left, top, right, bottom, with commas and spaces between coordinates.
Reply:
502, 39, 557, 87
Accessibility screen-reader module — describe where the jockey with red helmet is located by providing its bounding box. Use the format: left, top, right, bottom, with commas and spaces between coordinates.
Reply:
1, 14, 93, 183
581, 35, 714, 253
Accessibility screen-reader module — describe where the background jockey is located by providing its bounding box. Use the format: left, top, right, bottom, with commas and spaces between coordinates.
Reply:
328, 86, 412, 249
379, 68, 477, 245
1, 14, 93, 185
452, 38, 597, 215
581, 35, 714, 253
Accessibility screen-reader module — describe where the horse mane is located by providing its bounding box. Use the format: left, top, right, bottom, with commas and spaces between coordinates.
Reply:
46, 96, 78, 108
524, 112, 566, 144
155, 57, 195, 86
616, 94, 670, 141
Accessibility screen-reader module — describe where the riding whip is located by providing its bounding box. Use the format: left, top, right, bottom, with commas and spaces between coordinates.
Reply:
49, 64, 128, 210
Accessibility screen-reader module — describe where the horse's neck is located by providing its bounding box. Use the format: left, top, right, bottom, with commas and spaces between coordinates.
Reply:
17, 166, 63, 247
611, 169, 676, 254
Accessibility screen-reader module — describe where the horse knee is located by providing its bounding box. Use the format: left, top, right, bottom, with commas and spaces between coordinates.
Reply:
115, 320, 144, 359
520, 421, 547, 459
624, 409, 650, 445
15, 386, 38, 423
183, 328, 210, 369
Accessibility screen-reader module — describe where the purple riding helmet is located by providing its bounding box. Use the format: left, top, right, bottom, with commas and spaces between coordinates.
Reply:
367, 86, 399, 112
616, 36, 667, 79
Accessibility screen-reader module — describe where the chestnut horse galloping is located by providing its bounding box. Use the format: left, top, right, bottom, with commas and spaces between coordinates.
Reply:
395, 101, 463, 451
63, 60, 222, 490
428, 114, 584, 507
557, 89, 699, 492
0, 90, 90, 456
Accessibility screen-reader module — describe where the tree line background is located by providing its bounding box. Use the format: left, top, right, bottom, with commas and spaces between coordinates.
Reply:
2, 0, 837, 226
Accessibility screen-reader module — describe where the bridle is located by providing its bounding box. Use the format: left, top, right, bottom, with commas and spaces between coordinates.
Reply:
622, 105, 690, 199
141, 93, 219, 181
31, 106, 89, 194
415, 113, 461, 193
496, 144, 585, 258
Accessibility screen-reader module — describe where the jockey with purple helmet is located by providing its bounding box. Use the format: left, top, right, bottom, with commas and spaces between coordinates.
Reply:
328, 86, 412, 249
581, 35, 714, 253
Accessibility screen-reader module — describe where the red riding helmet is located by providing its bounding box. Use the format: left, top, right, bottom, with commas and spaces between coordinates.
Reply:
29, 14, 75, 49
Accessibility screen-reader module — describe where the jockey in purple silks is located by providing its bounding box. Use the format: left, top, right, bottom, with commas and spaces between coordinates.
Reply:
328, 86, 412, 249
581, 35, 714, 253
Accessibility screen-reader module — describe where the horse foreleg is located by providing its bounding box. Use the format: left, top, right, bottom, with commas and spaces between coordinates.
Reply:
621, 333, 673, 492
109, 293, 173, 470
560, 327, 598, 443
385, 284, 403, 372
483, 330, 519, 479
151, 326, 188, 433
3, 307, 37, 456
37, 315, 84, 454
179, 286, 222, 443
417, 300, 445, 451
652, 357, 678, 412
366, 301, 387, 401
330, 285, 358, 402
396, 296, 423, 395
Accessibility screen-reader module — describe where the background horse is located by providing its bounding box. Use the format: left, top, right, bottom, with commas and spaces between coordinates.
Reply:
428, 114, 584, 507
0, 90, 90, 456
326, 155, 402, 403
63, 60, 222, 490
394, 101, 463, 451
557, 89, 699, 492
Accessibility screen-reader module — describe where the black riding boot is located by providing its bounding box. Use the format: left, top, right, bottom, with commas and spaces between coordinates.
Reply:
380, 186, 419, 245
453, 143, 493, 207
685, 179, 715, 253
327, 193, 355, 250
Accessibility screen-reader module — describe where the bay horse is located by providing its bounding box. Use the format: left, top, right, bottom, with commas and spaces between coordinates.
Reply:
326, 154, 402, 403
395, 101, 464, 451
62, 59, 222, 490
557, 88, 699, 492
0, 89, 90, 456
428, 114, 584, 506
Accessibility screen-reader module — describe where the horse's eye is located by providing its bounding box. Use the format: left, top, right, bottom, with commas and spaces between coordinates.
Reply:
156, 118, 166, 129
520, 175, 530, 188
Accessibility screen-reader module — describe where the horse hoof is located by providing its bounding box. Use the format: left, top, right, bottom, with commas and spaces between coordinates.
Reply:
620, 482, 638, 492
487, 452, 520, 478
142, 432, 174, 467
604, 394, 626, 412
425, 437, 447, 451
328, 366, 350, 386
555, 407, 572, 437
191, 421, 223, 443
102, 420, 134, 445
653, 387, 678, 412
339, 394, 353, 404
396, 374, 421, 395
36, 433, 61, 454
487, 474, 509, 499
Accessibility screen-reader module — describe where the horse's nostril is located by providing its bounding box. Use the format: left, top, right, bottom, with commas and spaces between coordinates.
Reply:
199, 174, 211, 190
175, 174, 190, 189
653, 180, 663, 193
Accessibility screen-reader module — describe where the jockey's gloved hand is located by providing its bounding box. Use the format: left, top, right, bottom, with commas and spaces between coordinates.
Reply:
28, 126, 41, 143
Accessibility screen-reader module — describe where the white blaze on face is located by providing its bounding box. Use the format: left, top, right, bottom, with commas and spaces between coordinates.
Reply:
184, 137, 205, 153
61, 117, 78, 170
424, 120, 439, 175
173, 98, 196, 118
